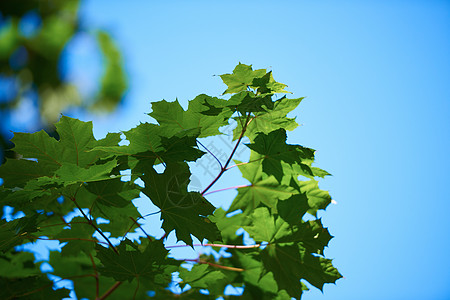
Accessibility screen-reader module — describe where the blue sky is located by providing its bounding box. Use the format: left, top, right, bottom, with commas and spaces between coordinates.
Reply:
6, 0, 450, 299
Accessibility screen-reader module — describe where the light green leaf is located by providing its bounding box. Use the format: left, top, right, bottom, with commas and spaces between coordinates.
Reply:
219, 63, 266, 94
228, 159, 296, 215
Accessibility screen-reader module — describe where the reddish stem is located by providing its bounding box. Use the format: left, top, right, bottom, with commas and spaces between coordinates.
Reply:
202, 184, 250, 196
182, 258, 244, 272
98, 281, 123, 300
70, 196, 119, 254
166, 243, 260, 249
201, 113, 252, 195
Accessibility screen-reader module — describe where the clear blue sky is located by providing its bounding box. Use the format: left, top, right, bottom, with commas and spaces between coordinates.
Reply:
15, 0, 450, 299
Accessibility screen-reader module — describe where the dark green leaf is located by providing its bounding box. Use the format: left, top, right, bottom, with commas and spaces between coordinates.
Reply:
246, 129, 315, 181
96, 238, 179, 283
55, 217, 96, 256
141, 162, 220, 245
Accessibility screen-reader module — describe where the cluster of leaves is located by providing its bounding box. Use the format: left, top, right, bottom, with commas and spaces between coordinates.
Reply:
0, 64, 341, 299
0, 0, 127, 156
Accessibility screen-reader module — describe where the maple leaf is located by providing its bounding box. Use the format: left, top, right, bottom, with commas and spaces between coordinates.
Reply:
233, 96, 303, 141
179, 264, 230, 296
246, 129, 315, 181
96, 238, 179, 282
149, 94, 232, 138
0, 214, 38, 252
10, 116, 120, 170
0, 250, 41, 278
0, 276, 70, 299
243, 207, 341, 297
228, 159, 297, 215
219, 63, 266, 94
55, 217, 96, 256
251, 71, 291, 95
141, 162, 220, 245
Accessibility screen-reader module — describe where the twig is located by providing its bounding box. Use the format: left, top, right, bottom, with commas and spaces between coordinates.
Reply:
197, 140, 223, 169
201, 113, 252, 195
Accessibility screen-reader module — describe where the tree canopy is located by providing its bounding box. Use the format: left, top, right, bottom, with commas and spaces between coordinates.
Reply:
0, 63, 341, 299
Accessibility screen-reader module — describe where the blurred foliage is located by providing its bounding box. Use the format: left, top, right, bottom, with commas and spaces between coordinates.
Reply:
0, 0, 128, 160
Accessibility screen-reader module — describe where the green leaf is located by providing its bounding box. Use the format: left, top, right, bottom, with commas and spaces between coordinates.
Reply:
52, 159, 118, 186
259, 243, 306, 298
179, 264, 229, 295
245, 207, 333, 255
141, 162, 220, 245
12, 116, 119, 168
0, 215, 39, 252
75, 185, 141, 237
0, 275, 70, 300
246, 129, 315, 181
219, 63, 266, 94
251, 71, 290, 94
277, 194, 309, 225
55, 217, 96, 256
209, 208, 244, 243
233, 96, 303, 141
294, 179, 332, 216
96, 238, 179, 282
0, 159, 49, 188
92, 123, 205, 172
229, 251, 292, 299
243, 207, 293, 243
149, 95, 231, 138
228, 159, 296, 215
85, 178, 140, 208
0, 250, 41, 278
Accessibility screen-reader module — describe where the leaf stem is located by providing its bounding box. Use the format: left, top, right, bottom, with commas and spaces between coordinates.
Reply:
89, 253, 100, 299
37, 221, 90, 229
98, 281, 123, 300
140, 210, 161, 218
70, 196, 119, 254
183, 258, 244, 272
197, 140, 223, 169
202, 184, 250, 196
129, 217, 152, 240
225, 156, 265, 170
201, 113, 252, 195
26, 236, 110, 246
166, 243, 260, 249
